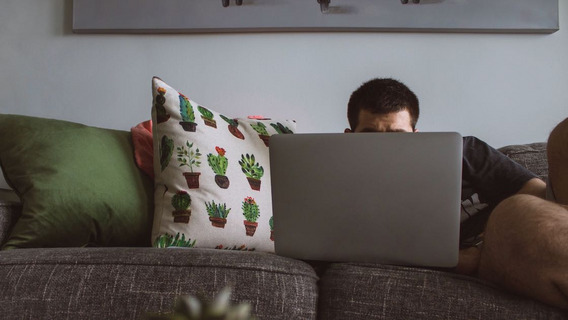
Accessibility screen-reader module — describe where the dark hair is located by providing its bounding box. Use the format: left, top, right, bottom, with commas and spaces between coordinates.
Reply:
347, 78, 419, 130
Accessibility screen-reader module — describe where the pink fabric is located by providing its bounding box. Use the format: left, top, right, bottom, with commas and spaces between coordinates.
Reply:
247, 115, 271, 120
131, 120, 154, 179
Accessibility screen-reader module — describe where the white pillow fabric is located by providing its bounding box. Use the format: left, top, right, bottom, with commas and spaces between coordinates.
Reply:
151, 77, 295, 252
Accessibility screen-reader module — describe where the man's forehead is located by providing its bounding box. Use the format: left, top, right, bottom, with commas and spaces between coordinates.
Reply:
358, 109, 411, 119
355, 109, 413, 132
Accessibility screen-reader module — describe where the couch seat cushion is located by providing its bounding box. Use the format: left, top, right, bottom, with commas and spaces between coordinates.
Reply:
0, 248, 318, 320
318, 263, 567, 320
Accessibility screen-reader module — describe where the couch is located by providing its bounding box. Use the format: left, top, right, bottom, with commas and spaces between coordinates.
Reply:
1, 140, 567, 319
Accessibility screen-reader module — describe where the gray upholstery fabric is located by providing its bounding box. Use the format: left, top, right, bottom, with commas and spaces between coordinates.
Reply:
0, 203, 13, 245
0, 247, 318, 320
0, 142, 561, 320
318, 143, 566, 319
498, 142, 548, 179
0, 194, 20, 246
318, 263, 568, 320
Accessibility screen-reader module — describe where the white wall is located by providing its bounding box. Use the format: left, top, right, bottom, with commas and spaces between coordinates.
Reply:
1, 0, 567, 189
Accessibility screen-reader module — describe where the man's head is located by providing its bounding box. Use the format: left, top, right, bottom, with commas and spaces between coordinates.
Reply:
346, 78, 419, 133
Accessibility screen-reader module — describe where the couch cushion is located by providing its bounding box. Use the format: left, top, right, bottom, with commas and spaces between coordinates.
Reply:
0, 191, 21, 246
0, 114, 154, 249
150, 77, 295, 252
318, 263, 567, 320
498, 142, 548, 179
0, 247, 318, 320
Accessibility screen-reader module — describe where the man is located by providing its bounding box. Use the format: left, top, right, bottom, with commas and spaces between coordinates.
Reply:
345, 78, 568, 309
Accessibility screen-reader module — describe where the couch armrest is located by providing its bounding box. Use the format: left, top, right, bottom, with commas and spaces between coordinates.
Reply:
0, 189, 21, 246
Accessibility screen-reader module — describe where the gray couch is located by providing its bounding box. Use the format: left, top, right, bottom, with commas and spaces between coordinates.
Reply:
1, 142, 567, 319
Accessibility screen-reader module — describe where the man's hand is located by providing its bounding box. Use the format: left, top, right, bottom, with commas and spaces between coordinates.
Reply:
455, 247, 481, 275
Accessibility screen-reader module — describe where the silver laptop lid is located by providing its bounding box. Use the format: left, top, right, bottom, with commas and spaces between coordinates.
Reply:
269, 132, 462, 267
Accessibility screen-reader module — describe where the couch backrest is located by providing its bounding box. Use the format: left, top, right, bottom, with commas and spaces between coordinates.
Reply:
0, 142, 549, 247
498, 142, 548, 180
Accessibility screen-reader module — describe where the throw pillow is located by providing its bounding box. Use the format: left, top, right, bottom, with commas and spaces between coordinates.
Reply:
151, 77, 295, 252
0, 114, 154, 249
131, 120, 155, 179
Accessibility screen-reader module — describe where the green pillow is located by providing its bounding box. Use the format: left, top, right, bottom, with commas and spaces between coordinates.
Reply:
0, 114, 154, 249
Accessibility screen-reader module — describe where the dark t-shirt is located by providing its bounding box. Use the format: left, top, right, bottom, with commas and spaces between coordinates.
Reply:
459, 136, 537, 244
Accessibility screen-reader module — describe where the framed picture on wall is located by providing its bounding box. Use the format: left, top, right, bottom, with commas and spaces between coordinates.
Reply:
72, 0, 559, 34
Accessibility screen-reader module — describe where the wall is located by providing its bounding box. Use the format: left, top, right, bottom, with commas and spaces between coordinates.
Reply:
0, 0, 567, 189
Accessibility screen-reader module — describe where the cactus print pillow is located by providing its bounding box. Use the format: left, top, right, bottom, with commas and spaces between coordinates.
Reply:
151, 77, 295, 252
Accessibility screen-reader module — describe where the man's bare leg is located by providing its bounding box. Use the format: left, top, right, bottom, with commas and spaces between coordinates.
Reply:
548, 117, 568, 205
478, 118, 568, 309
478, 195, 568, 308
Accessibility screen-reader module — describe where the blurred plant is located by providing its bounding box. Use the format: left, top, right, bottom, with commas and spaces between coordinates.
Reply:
145, 287, 255, 320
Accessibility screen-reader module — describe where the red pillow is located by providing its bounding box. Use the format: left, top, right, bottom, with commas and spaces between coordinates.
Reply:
131, 120, 154, 179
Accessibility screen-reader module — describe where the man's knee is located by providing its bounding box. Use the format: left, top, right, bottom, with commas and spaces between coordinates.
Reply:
483, 194, 549, 236
548, 117, 568, 205
548, 117, 568, 152
482, 194, 568, 262
480, 195, 544, 266
479, 194, 568, 308
548, 117, 568, 164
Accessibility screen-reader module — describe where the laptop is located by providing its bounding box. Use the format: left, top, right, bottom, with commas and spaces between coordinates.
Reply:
269, 132, 462, 267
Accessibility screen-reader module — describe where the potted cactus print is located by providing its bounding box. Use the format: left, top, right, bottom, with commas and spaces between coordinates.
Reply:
207, 146, 230, 189
250, 122, 270, 147
159, 135, 174, 172
171, 190, 192, 223
179, 93, 197, 132
177, 141, 202, 189
242, 197, 260, 236
270, 122, 294, 134
239, 154, 264, 191
269, 216, 274, 241
198, 106, 217, 128
215, 244, 254, 251
220, 115, 244, 140
154, 232, 196, 248
206, 200, 231, 228
155, 87, 170, 123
